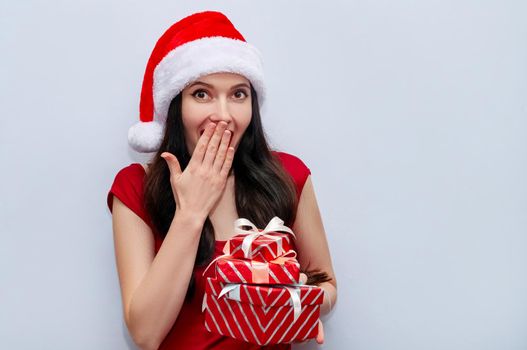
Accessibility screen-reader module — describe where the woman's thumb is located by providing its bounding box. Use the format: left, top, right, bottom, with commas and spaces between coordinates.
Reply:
161, 152, 182, 175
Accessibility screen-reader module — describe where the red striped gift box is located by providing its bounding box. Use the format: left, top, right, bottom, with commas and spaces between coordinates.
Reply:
226, 231, 295, 263
214, 255, 300, 284
202, 278, 324, 345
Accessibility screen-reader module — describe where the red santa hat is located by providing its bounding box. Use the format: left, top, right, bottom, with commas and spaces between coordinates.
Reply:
128, 11, 266, 153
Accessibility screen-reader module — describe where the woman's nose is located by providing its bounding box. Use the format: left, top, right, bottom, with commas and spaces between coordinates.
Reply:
209, 98, 233, 123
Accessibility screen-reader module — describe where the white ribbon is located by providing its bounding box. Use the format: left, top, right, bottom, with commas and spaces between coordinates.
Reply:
284, 286, 302, 322
233, 216, 296, 259
218, 283, 302, 322
218, 283, 241, 301
201, 293, 207, 312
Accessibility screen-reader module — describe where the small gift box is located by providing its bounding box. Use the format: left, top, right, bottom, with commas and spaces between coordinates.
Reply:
202, 278, 324, 345
226, 216, 296, 263
214, 253, 300, 284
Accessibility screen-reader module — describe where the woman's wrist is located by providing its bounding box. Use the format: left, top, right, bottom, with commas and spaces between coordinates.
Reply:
174, 209, 207, 231
318, 282, 336, 316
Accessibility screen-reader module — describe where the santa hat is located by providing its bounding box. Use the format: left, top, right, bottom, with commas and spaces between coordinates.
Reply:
128, 11, 266, 153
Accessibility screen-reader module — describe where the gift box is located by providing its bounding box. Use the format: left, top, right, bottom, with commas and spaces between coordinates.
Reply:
214, 254, 300, 284
202, 278, 324, 345
226, 216, 296, 262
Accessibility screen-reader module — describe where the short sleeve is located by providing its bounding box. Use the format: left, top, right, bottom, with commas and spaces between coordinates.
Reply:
273, 151, 312, 200
106, 163, 151, 225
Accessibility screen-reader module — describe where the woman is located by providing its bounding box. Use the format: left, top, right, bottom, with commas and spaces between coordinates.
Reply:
107, 11, 337, 350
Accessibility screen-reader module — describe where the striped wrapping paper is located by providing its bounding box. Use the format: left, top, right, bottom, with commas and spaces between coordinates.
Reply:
214, 256, 300, 284
227, 231, 294, 263
202, 278, 324, 345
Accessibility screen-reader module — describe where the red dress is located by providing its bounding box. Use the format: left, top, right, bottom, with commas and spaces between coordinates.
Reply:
107, 151, 311, 350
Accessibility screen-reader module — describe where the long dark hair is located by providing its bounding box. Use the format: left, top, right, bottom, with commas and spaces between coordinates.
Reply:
143, 85, 331, 301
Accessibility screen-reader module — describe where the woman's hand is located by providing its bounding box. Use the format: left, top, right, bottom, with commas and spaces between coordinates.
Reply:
297, 273, 325, 344
160, 121, 234, 219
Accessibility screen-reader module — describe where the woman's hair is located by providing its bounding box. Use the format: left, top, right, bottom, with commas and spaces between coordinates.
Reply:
143, 85, 331, 301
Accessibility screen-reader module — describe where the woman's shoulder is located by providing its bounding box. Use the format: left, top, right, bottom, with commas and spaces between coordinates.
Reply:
111, 163, 147, 186
106, 163, 148, 215
271, 150, 312, 198
116, 162, 147, 176
272, 150, 311, 176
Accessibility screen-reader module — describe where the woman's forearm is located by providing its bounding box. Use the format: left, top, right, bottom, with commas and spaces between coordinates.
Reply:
318, 281, 337, 316
126, 210, 205, 350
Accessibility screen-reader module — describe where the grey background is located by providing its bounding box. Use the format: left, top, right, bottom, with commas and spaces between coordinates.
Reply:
1, 0, 526, 349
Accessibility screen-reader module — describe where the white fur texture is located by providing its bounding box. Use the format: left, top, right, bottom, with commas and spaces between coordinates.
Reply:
152, 36, 266, 121
128, 120, 164, 153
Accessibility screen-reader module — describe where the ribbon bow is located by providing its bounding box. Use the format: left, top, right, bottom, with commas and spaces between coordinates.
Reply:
244, 250, 298, 284
232, 216, 296, 259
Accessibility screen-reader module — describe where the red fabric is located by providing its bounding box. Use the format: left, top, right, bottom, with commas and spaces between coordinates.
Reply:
106, 151, 311, 350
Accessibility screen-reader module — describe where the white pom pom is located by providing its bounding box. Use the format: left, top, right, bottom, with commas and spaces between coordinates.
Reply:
127, 121, 164, 153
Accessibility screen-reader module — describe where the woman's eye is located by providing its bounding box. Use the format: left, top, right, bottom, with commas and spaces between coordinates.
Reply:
192, 89, 209, 99
233, 90, 248, 99
191, 89, 248, 100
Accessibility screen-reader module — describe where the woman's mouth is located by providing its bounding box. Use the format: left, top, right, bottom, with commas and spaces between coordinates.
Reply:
199, 129, 234, 139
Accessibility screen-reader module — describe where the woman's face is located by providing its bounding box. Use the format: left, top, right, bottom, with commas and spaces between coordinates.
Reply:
181, 72, 252, 155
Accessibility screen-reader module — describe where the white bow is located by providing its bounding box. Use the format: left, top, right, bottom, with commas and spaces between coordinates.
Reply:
233, 216, 296, 259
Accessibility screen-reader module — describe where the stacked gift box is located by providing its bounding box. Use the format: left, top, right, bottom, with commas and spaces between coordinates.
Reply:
201, 217, 324, 345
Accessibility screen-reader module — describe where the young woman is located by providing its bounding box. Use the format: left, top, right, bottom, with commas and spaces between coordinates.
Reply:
107, 11, 337, 350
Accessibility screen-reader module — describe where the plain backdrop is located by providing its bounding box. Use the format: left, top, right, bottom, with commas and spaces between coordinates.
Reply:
1, 1, 526, 349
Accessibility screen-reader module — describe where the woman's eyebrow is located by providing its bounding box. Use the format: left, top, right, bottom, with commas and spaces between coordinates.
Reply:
187, 81, 250, 89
